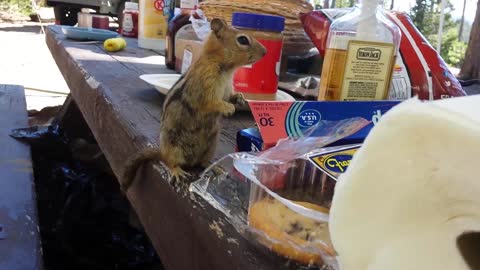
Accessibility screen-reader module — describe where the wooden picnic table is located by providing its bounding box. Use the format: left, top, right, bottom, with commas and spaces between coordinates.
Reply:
45, 25, 296, 270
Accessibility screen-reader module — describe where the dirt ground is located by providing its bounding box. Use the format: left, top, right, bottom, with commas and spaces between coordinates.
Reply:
0, 9, 69, 112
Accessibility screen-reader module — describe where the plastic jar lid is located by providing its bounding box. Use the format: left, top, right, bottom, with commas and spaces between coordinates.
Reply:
232, 12, 285, 33
125, 2, 139, 10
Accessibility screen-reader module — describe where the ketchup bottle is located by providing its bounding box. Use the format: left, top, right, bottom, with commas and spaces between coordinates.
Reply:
121, 2, 139, 38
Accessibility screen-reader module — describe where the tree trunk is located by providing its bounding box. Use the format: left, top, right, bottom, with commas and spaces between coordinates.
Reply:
459, 0, 467, 41
331, 0, 336, 8
459, 0, 480, 80
323, 0, 330, 8
390, 0, 395, 10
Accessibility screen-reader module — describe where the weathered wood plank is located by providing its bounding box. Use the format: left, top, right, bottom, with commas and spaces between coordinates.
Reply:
45, 25, 287, 270
0, 85, 43, 270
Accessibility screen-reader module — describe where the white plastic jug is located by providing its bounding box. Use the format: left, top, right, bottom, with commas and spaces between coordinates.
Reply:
138, 0, 168, 50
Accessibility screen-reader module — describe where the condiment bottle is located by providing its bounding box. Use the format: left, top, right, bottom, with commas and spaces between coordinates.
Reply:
232, 12, 285, 100
121, 2, 139, 38
318, 0, 401, 101
165, 0, 198, 69
138, 0, 168, 50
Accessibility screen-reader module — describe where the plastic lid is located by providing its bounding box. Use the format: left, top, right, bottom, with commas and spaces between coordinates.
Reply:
180, 0, 198, 9
232, 12, 285, 32
124, 2, 138, 10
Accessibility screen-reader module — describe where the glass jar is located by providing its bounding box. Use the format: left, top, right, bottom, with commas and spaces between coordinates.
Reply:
121, 2, 139, 38
165, 0, 198, 69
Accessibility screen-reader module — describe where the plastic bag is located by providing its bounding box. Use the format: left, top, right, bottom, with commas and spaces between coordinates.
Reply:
299, 9, 467, 100
190, 9, 210, 41
190, 117, 369, 269
388, 12, 466, 100
11, 125, 161, 269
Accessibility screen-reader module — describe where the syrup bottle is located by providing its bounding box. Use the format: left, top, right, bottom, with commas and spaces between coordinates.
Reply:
318, 0, 401, 101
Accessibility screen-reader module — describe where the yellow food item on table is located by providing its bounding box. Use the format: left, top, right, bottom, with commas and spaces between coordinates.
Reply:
248, 198, 335, 266
103, 38, 127, 52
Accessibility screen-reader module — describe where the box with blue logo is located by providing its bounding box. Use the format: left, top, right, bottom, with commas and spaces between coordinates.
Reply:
236, 127, 264, 152
246, 100, 402, 149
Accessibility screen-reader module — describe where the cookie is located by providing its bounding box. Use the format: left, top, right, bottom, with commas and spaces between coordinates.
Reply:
248, 198, 336, 266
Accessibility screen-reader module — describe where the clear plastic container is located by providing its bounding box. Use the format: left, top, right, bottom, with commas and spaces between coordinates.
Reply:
190, 117, 370, 269
138, 0, 168, 50
318, 0, 401, 101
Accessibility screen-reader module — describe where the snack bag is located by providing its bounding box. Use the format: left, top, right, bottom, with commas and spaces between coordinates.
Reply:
300, 10, 467, 100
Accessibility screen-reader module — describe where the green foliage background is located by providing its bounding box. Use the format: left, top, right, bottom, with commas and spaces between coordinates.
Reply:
410, 0, 468, 67
0, 0, 35, 15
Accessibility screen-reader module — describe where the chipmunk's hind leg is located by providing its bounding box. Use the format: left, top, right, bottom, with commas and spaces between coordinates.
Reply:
169, 165, 191, 185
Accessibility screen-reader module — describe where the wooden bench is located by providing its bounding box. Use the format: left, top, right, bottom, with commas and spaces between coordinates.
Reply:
0, 85, 43, 270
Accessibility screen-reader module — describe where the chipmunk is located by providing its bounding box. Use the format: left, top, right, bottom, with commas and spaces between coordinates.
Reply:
120, 18, 267, 192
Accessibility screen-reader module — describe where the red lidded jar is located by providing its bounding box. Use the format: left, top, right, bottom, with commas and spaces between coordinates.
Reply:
232, 12, 285, 99
121, 2, 139, 38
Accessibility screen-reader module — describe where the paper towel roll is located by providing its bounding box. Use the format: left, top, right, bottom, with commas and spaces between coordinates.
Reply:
329, 95, 480, 270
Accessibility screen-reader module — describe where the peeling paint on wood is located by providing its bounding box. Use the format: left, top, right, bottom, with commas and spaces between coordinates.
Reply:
0, 84, 43, 270
227, 238, 240, 246
209, 221, 225, 239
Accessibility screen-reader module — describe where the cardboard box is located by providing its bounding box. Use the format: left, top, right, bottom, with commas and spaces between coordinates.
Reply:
248, 100, 402, 149
236, 127, 263, 152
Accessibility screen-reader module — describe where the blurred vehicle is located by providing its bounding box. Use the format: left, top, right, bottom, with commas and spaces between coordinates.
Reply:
46, 0, 127, 26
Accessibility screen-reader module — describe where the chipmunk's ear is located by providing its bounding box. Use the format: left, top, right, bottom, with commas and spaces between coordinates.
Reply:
210, 18, 227, 38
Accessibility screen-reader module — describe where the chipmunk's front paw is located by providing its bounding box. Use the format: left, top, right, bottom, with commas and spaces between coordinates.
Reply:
222, 102, 236, 116
230, 93, 247, 107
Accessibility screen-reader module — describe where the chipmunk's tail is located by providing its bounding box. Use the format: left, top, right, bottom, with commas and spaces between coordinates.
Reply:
121, 148, 162, 192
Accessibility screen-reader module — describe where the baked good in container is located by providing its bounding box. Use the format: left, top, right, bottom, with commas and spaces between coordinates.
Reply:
248, 198, 336, 266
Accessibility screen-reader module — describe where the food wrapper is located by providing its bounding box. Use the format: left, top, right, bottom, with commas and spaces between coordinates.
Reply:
190, 117, 369, 269
190, 9, 211, 41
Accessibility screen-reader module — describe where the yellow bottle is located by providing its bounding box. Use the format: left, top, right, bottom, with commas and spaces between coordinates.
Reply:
318, 0, 401, 101
138, 0, 168, 50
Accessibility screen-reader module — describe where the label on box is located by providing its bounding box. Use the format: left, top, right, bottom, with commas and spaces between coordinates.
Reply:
248, 100, 401, 147
308, 145, 360, 180
181, 49, 192, 74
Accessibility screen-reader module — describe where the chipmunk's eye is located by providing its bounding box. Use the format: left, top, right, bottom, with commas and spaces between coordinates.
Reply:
237, 36, 250, 46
